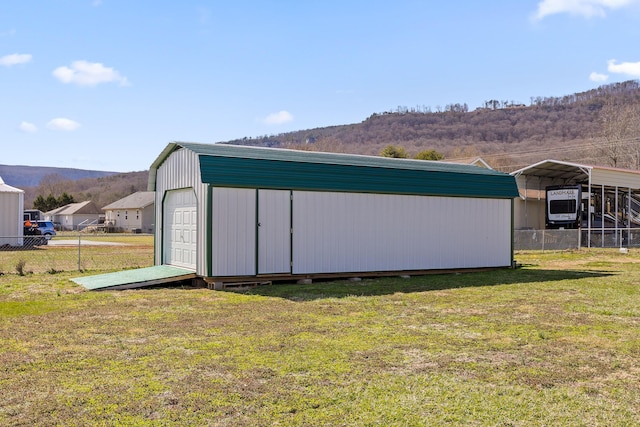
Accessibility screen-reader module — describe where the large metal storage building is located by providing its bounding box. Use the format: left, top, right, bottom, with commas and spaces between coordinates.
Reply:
148, 142, 519, 283
0, 176, 24, 247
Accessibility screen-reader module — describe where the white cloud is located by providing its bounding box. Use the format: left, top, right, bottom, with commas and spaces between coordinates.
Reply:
0, 53, 32, 67
47, 118, 81, 131
589, 71, 609, 82
92, 0, 103, 6
19, 121, 38, 133
607, 59, 640, 77
1, 29, 17, 37
262, 110, 294, 125
533, 0, 639, 20
52, 60, 129, 86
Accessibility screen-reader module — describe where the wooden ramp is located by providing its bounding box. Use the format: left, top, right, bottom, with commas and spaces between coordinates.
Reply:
71, 265, 197, 291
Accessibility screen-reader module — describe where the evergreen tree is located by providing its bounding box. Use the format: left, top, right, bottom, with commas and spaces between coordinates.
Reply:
45, 194, 58, 211
32, 193, 76, 211
32, 195, 47, 212
59, 192, 75, 206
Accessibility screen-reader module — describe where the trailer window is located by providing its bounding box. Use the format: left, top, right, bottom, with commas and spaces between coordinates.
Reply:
550, 200, 576, 214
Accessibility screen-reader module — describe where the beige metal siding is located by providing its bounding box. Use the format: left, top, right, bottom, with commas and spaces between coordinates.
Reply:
292, 191, 511, 274
514, 198, 545, 229
154, 148, 208, 275
591, 169, 640, 189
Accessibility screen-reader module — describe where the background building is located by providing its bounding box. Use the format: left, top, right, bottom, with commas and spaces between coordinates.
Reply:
103, 191, 155, 233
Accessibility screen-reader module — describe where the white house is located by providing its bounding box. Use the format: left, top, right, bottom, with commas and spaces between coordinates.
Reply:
102, 191, 155, 233
0, 176, 24, 246
148, 142, 519, 285
45, 201, 103, 231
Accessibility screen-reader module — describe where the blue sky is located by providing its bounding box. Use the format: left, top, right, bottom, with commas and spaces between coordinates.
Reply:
2, 0, 640, 172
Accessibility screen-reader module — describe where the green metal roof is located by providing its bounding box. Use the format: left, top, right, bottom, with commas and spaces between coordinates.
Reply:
150, 141, 519, 199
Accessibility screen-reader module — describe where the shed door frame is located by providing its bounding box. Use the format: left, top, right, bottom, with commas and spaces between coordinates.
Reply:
257, 189, 292, 275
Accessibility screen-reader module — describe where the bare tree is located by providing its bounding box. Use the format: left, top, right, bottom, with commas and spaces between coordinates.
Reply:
596, 100, 640, 168
36, 173, 68, 199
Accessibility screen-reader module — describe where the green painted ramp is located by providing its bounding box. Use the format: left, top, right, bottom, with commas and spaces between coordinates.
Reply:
72, 265, 197, 290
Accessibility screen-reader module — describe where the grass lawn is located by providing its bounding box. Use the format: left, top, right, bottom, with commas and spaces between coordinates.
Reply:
0, 234, 154, 274
1, 248, 639, 426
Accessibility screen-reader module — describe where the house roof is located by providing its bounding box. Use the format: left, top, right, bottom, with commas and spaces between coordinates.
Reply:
102, 191, 155, 210
149, 141, 519, 199
45, 201, 102, 216
449, 157, 493, 169
0, 176, 24, 193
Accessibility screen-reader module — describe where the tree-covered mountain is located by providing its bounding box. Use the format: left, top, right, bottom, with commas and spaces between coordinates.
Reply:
225, 80, 640, 171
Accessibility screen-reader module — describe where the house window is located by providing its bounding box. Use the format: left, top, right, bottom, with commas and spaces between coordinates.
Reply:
125, 210, 128, 220
136, 210, 139, 220
117, 211, 120, 217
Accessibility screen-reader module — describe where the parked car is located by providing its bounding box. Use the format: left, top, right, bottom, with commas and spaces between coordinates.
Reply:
36, 221, 57, 239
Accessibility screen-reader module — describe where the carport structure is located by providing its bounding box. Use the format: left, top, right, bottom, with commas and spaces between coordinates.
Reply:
511, 159, 640, 248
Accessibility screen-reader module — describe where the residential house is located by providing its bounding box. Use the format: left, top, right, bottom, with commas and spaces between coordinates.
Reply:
102, 191, 155, 233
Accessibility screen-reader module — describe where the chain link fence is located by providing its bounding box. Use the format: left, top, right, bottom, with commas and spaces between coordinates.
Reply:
515, 228, 640, 251
0, 233, 154, 275
5, 229, 640, 275
514, 229, 581, 251
583, 229, 640, 248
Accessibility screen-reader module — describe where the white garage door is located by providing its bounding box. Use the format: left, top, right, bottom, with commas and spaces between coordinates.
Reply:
164, 188, 197, 270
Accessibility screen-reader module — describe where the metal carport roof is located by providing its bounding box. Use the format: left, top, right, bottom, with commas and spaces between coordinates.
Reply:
511, 160, 592, 184
511, 159, 640, 190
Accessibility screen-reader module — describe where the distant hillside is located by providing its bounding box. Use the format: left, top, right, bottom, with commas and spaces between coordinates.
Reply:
21, 171, 149, 210
0, 164, 117, 188
225, 80, 640, 171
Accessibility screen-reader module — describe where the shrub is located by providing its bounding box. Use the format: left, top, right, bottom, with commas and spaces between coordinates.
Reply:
15, 259, 27, 276
414, 149, 445, 160
380, 145, 408, 158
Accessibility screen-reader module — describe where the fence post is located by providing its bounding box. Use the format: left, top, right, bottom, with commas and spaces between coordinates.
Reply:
78, 234, 81, 271
578, 228, 581, 250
